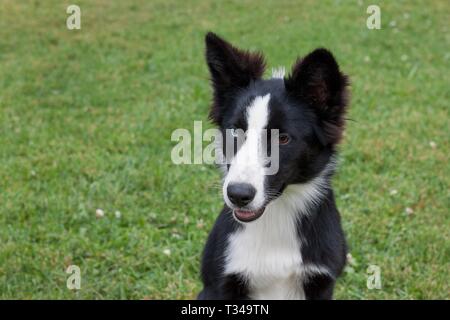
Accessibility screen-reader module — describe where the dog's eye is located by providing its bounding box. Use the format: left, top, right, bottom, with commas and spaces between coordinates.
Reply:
279, 133, 291, 145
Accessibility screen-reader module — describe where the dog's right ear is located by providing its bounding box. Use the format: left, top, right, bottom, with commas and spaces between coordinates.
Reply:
205, 32, 265, 124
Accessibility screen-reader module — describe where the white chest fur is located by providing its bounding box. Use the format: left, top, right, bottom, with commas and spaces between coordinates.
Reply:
224, 197, 304, 299
223, 179, 331, 300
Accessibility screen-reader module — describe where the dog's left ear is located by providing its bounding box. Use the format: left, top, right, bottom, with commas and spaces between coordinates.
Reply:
285, 48, 349, 145
205, 32, 266, 124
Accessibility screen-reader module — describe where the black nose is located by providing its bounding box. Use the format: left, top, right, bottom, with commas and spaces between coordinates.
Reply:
227, 183, 256, 207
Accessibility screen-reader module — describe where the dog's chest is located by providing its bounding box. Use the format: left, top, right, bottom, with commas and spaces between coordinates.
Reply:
224, 209, 305, 299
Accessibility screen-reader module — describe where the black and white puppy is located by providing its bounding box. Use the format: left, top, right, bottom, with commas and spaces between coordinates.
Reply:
198, 32, 349, 300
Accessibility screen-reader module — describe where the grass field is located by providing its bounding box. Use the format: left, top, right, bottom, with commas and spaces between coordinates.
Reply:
0, 0, 448, 299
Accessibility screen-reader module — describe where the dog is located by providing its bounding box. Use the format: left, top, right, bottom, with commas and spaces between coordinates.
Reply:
198, 32, 349, 300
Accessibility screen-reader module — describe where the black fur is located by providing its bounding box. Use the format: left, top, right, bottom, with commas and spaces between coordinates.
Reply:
199, 32, 349, 300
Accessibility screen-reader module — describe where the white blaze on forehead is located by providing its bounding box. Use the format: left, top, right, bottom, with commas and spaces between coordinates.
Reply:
223, 94, 270, 210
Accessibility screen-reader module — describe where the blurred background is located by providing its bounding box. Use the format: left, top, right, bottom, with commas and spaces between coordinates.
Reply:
0, 0, 448, 299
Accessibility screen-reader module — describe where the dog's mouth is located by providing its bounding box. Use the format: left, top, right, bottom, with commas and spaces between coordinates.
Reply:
233, 207, 266, 222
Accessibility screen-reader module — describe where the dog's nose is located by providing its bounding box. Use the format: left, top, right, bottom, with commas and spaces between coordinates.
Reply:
227, 183, 256, 207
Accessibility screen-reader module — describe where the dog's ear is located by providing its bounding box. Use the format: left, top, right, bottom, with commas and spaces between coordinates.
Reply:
205, 32, 265, 124
285, 48, 349, 145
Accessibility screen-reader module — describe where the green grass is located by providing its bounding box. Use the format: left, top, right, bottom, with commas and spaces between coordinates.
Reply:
0, 0, 448, 299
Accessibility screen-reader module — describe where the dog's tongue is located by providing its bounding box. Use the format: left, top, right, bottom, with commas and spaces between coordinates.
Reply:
234, 210, 256, 220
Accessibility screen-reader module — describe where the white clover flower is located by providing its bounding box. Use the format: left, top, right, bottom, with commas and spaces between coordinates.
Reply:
95, 209, 105, 218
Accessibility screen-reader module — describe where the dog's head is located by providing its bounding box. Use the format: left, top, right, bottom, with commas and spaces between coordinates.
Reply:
205, 32, 349, 223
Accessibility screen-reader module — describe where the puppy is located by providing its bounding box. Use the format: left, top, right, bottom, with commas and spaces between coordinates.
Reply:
198, 32, 349, 300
